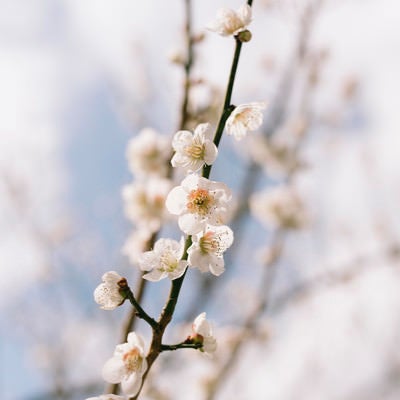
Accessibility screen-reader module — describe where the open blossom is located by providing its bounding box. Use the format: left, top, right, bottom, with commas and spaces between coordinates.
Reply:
94, 271, 126, 310
171, 123, 218, 173
102, 332, 147, 397
250, 185, 307, 229
166, 174, 232, 235
122, 178, 171, 232
138, 237, 188, 281
86, 395, 126, 400
187, 225, 233, 276
208, 4, 252, 37
226, 102, 266, 141
191, 312, 217, 354
126, 128, 170, 177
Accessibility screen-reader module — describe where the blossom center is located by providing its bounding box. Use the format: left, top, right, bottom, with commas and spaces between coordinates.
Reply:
199, 231, 220, 255
123, 348, 143, 373
185, 143, 205, 160
160, 251, 179, 272
234, 109, 252, 126
187, 189, 214, 216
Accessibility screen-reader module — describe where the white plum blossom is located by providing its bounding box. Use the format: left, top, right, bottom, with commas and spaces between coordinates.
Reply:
166, 174, 232, 235
138, 237, 188, 281
247, 134, 301, 178
226, 102, 266, 141
122, 178, 171, 232
94, 271, 126, 310
250, 185, 308, 229
191, 312, 217, 354
187, 225, 234, 276
171, 123, 218, 173
86, 395, 126, 400
122, 229, 152, 265
126, 128, 170, 177
102, 332, 147, 397
208, 4, 252, 37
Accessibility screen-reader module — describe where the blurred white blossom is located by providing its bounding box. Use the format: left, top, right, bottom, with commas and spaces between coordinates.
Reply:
122, 228, 152, 265
250, 185, 307, 229
122, 178, 171, 232
138, 237, 188, 281
171, 123, 218, 173
191, 312, 217, 354
187, 225, 234, 276
166, 174, 232, 235
126, 128, 171, 178
102, 332, 147, 397
247, 134, 301, 178
86, 395, 126, 400
94, 271, 126, 310
226, 102, 266, 140
208, 4, 252, 37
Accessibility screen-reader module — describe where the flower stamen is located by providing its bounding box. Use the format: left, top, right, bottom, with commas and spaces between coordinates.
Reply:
187, 189, 214, 216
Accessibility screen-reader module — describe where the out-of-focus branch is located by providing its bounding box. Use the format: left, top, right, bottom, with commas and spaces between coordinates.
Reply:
271, 243, 400, 314
205, 230, 284, 400
179, 0, 194, 130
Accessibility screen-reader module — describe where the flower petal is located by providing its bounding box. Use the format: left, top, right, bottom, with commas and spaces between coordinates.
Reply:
143, 269, 166, 282
209, 255, 225, 276
102, 357, 126, 384
166, 186, 187, 215
121, 372, 142, 397
179, 213, 205, 235
203, 141, 218, 165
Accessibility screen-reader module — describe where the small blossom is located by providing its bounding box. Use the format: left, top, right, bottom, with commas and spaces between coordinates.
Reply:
86, 395, 126, 400
94, 271, 126, 310
122, 229, 153, 265
126, 128, 171, 177
102, 332, 147, 397
250, 186, 307, 229
187, 225, 234, 276
122, 178, 171, 232
247, 134, 302, 178
208, 4, 252, 37
191, 312, 217, 354
226, 102, 266, 141
166, 174, 232, 235
171, 123, 218, 173
138, 237, 188, 281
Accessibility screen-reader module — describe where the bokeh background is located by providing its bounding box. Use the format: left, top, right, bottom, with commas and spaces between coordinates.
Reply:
2, 0, 400, 399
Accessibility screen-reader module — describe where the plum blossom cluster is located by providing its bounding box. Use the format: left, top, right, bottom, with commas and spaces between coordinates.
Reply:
88, 3, 269, 398
122, 128, 172, 264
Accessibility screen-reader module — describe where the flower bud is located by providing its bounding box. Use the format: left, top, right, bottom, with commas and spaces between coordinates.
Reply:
236, 29, 252, 43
